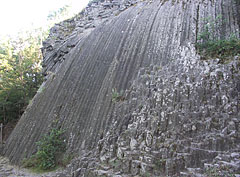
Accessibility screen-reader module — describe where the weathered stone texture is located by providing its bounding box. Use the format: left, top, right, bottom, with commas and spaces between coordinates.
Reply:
41, 0, 140, 77
2, 0, 240, 176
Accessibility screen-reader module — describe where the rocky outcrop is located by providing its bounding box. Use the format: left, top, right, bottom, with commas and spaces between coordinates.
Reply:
41, 0, 140, 77
90, 52, 240, 177
2, 0, 240, 176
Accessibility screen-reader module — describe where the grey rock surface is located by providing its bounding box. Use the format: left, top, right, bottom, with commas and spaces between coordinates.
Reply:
41, 0, 140, 77
2, 0, 240, 176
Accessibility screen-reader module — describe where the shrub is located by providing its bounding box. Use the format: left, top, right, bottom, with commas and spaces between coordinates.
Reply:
197, 15, 223, 42
196, 14, 240, 62
22, 128, 66, 171
196, 36, 240, 61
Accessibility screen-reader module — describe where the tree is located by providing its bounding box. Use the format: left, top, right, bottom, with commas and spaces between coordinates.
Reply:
0, 29, 44, 124
0, 4, 74, 125
47, 5, 71, 24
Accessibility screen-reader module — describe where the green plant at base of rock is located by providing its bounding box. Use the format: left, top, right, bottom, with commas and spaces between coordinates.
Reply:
196, 36, 240, 62
142, 171, 152, 177
22, 128, 66, 171
112, 88, 125, 103
153, 158, 166, 171
196, 14, 240, 62
205, 166, 235, 177
60, 153, 74, 167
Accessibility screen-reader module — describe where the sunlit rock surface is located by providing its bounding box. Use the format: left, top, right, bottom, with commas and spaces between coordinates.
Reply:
3, 0, 240, 176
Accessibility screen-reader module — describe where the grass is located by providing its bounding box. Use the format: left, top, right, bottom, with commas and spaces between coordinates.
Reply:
22, 153, 73, 174
29, 165, 59, 174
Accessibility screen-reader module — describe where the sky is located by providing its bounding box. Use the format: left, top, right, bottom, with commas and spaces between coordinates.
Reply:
0, 0, 90, 37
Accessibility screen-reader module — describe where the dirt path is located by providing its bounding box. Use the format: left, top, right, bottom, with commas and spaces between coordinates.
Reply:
0, 156, 63, 177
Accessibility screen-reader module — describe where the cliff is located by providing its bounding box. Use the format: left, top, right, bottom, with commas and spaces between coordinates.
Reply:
3, 0, 240, 176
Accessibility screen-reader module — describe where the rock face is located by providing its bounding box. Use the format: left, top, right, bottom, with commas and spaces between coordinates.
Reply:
2, 0, 240, 176
41, 0, 140, 77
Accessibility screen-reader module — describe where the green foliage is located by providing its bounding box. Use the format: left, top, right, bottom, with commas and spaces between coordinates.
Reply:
142, 171, 151, 177
197, 15, 223, 42
153, 158, 166, 174
205, 166, 235, 177
196, 36, 240, 60
47, 5, 71, 24
196, 15, 240, 61
0, 3, 76, 133
154, 158, 166, 168
36, 128, 66, 170
0, 30, 44, 124
111, 88, 125, 102
22, 128, 66, 171
60, 154, 74, 167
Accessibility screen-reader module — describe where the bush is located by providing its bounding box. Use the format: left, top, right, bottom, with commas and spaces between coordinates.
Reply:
22, 128, 66, 171
196, 36, 240, 61
196, 14, 240, 62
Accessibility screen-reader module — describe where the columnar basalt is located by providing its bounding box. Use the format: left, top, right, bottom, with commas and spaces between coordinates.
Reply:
2, 0, 240, 176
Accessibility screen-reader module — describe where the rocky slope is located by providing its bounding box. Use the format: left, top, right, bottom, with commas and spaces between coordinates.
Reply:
2, 0, 240, 176
41, 0, 140, 77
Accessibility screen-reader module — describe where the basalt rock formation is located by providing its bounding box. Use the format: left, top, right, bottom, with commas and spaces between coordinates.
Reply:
41, 0, 140, 76
2, 0, 240, 176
